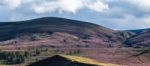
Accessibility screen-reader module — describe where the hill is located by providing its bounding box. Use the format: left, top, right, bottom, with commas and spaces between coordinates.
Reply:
0, 17, 149, 66
126, 29, 150, 47
0, 17, 134, 48
0, 17, 113, 40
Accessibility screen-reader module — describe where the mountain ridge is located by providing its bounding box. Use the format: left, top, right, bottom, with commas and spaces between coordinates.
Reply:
0, 17, 149, 48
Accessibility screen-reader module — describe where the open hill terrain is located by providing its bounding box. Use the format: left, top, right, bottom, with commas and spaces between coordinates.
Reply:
126, 29, 150, 47
0, 17, 149, 66
0, 17, 135, 48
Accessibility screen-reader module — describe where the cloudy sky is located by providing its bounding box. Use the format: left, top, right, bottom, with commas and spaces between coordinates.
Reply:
0, 0, 150, 30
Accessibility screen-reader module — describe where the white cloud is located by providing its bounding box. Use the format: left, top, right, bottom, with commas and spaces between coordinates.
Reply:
0, 0, 21, 10
127, 0, 150, 12
142, 16, 150, 25
27, 0, 109, 14
87, 1, 109, 12
0, 0, 109, 14
30, 0, 83, 14
31, 1, 58, 14
0, 0, 149, 30
58, 0, 84, 13
103, 14, 150, 30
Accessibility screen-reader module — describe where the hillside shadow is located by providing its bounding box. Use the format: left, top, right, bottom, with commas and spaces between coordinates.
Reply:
28, 55, 99, 66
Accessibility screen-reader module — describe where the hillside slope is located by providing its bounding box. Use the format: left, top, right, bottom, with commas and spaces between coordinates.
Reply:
0, 17, 113, 40
126, 29, 150, 47
0, 17, 133, 48
28, 55, 120, 66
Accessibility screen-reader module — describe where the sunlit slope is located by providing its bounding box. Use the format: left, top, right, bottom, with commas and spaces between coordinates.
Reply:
61, 55, 120, 66
28, 55, 120, 66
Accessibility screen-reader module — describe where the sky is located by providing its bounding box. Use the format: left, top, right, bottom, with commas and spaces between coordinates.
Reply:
0, 0, 150, 30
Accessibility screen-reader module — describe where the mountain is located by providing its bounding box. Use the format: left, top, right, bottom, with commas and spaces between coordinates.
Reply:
28, 55, 119, 66
0, 17, 149, 66
0, 17, 115, 40
126, 29, 150, 47
0, 17, 133, 48
129, 28, 150, 34
1, 17, 149, 48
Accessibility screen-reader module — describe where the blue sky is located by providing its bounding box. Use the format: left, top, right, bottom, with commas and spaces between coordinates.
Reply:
0, 0, 150, 30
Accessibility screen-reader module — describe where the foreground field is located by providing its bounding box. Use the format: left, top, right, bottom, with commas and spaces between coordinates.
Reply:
0, 47, 150, 66
28, 55, 120, 66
